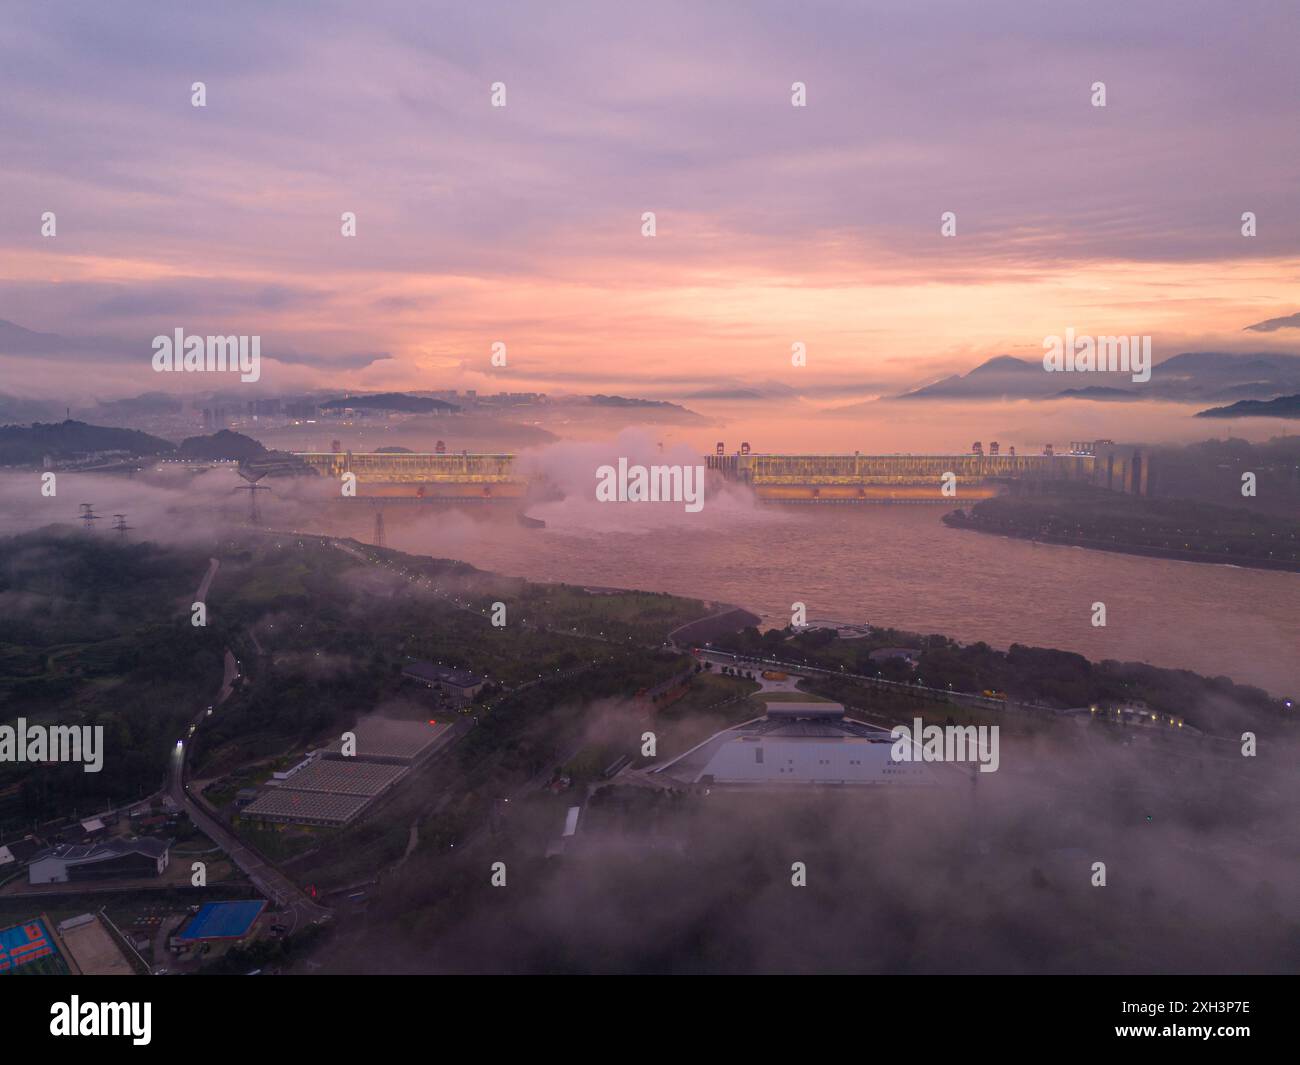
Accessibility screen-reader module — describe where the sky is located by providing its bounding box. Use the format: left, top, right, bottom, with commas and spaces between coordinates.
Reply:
1, 0, 1299, 402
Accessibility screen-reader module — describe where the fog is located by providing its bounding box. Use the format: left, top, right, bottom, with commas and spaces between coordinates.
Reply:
330, 716, 1300, 974
2, 457, 1295, 974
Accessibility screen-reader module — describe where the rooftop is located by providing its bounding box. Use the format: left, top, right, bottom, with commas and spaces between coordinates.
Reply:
402, 661, 485, 688
323, 716, 451, 762
654, 701, 936, 787
31, 837, 168, 867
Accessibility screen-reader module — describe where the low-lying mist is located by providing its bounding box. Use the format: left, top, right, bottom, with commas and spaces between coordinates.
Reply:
332, 720, 1300, 974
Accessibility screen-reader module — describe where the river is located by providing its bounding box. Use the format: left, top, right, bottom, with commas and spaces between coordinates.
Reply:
362, 500, 1299, 698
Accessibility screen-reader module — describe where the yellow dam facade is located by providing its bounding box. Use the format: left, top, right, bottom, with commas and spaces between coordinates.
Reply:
707, 451, 1099, 502
291, 448, 1136, 504
294, 451, 526, 500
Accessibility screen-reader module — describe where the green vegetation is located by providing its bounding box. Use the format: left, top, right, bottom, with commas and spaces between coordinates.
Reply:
0, 529, 223, 828
1196, 393, 1300, 419
235, 822, 323, 863
196, 920, 330, 975
710, 622, 1289, 736
0, 527, 715, 830
643, 671, 762, 757
0, 420, 172, 465
945, 484, 1300, 570
320, 393, 460, 413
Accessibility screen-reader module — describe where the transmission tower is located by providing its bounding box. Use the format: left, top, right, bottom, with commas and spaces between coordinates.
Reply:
78, 503, 101, 530
112, 513, 133, 539
373, 509, 386, 548
233, 467, 270, 524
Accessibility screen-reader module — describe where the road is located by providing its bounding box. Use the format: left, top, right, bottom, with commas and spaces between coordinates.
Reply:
195, 556, 220, 605
167, 560, 331, 934
692, 647, 1039, 714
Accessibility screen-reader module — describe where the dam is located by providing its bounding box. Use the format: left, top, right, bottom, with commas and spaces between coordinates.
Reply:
294, 451, 525, 500
707, 441, 1149, 502
289, 440, 1147, 503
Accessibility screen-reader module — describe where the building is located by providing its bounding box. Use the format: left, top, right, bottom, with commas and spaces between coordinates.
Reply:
272, 754, 318, 781
654, 700, 935, 787
237, 789, 373, 827
0, 836, 46, 872
78, 817, 108, 840
1086, 701, 1189, 731
28, 838, 170, 885
794, 620, 872, 640
402, 661, 485, 701
241, 717, 452, 826
322, 716, 451, 765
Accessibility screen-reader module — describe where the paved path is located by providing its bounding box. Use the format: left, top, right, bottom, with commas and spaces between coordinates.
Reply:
168, 560, 331, 934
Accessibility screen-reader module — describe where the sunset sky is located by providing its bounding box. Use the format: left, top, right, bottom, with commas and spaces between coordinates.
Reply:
2, 0, 1298, 401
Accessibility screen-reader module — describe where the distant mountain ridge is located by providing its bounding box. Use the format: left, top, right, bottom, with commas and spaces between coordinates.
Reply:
0, 420, 173, 465
320, 393, 461, 413
1195, 394, 1300, 419
893, 351, 1300, 403
0, 420, 274, 466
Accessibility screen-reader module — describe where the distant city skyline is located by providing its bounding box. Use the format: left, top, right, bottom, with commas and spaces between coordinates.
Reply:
2, 0, 1299, 402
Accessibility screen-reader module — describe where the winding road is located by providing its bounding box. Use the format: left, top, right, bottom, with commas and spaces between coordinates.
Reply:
170, 557, 331, 934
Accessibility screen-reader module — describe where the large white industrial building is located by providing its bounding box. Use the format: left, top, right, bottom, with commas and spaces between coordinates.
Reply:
654, 700, 934, 787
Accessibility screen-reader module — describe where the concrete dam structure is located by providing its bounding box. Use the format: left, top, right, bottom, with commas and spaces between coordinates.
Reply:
706, 442, 1149, 502
291, 441, 1149, 504
294, 451, 526, 500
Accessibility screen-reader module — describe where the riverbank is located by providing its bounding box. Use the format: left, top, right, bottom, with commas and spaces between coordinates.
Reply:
944, 517, 1300, 572
943, 491, 1300, 573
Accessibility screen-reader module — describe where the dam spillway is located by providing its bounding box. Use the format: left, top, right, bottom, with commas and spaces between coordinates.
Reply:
290, 446, 1145, 503
707, 451, 1104, 502
294, 451, 526, 500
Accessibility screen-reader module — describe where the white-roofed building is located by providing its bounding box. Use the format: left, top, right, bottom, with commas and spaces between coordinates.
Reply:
654, 699, 933, 787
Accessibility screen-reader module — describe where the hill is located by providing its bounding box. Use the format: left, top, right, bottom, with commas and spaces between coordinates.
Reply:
177, 429, 268, 461
321, 393, 461, 413
0, 420, 173, 465
892, 351, 1300, 402
1195, 394, 1300, 419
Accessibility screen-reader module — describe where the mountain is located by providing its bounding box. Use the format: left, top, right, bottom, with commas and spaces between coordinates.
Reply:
320, 393, 460, 413
0, 318, 130, 359
682, 380, 800, 401
893, 351, 1300, 402
81, 392, 185, 420
587, 395, 703, 419
0, 319, 89, 356
1195, 394, 1300, 419
176, 429, 268, 461
895, 355, 1060, 399
0, 420, 283, 466
1244, 311, 1300, 333
0, 420, 173, 466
